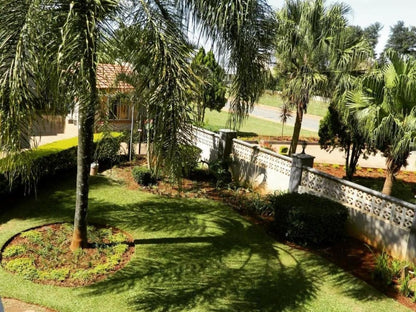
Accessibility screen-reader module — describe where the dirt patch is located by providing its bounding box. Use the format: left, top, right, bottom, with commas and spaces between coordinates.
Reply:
1, 297, 56, 312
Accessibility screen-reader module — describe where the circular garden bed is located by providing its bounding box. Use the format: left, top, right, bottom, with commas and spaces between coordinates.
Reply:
0, 223, 134, 287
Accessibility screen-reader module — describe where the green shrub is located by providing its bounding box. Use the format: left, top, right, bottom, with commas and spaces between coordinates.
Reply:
373, 251, 394, 286
2, 245, 27, 258
208, 158, 232, 187
272, 193, 348, 247
179, 145, 202, 178
132, 166, 157, 186
279, 146, 289, 155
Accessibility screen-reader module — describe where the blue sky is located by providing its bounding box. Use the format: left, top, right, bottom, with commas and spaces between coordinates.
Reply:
268, 0, 416, 55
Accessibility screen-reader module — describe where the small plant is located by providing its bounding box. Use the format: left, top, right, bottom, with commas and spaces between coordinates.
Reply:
373, 251, 394, 286
400, 274, 411, 297
132, 166, 157, 186
279, 146, 289, 155
20, 230, 43, 244
2, 245, 26, 257
332, 164, 340, 169
208, 158, 232, 188
366, 168, 373, 173
377, 168, 384, 174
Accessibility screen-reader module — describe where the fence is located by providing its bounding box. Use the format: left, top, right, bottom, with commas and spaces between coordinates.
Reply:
191, 127, 416, 261
231, 139, 292, 192
299, 167, 416, 260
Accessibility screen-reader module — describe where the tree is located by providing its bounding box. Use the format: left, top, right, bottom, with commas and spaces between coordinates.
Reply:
348, 50, 416, 195
275, 0, 365, 155
191, 48, 227, 124
349, 23, 382, 57
319, 103, 373, 180
279, 103, 292, 138
384, 21, 416, 57
0, 0, 275, 249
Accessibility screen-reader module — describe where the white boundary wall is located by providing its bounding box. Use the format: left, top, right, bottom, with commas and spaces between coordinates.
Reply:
299, 167, 416, 260
231, 139, 292, 192
191, 127, 416, 260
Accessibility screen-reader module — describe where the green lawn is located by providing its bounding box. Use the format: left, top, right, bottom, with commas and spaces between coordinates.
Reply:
257, 91, 330, 117
204, 110, 318, 138
0, 173, 410, 311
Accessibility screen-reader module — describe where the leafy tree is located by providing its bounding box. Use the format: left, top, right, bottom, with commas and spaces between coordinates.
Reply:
384, 21, 416, 57
349, 23, 382, 57
0, 0, 275, 249
274, 0, 369, 155
319, 103, 373, 180
348, 50, 416, 195
191, 48, 227, 124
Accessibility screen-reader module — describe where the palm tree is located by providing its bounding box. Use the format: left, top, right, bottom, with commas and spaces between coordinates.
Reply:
348, 50, 416, 195
0, 0, 275, 249
275, 0, 360, 155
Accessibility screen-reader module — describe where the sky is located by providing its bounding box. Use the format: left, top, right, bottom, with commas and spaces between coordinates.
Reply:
268, 0, 416, 55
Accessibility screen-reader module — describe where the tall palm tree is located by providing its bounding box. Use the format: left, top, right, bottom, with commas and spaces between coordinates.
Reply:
275, 0, 360, 155
348, 50, 416, 195
0, 0, 275, 249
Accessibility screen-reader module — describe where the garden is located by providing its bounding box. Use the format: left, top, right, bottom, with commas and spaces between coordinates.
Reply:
0, 135, 414, 311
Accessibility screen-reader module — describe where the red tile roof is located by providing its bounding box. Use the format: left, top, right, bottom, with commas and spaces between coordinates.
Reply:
96, 63, 133, 90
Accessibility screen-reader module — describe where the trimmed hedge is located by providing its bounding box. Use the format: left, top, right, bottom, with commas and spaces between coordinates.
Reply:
271, 193, 348, 247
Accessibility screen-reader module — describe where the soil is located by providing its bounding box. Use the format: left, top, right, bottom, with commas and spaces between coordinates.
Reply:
1, 223, 135, 288
314, 163, 416, 183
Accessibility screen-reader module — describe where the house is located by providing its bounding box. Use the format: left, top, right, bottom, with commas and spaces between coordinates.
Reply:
32, 63, 135, 146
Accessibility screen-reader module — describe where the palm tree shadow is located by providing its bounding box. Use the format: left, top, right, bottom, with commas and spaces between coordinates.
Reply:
83, 198, 319, 311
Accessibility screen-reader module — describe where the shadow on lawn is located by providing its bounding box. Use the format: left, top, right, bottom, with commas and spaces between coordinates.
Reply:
82, 196, 320, 311
0, 175, 386, 309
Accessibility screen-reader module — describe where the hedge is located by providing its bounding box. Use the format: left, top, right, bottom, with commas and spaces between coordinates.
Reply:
0, 133, 123, 200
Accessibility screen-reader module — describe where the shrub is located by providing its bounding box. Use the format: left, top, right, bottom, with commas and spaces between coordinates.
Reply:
179, 145, 201, 178
271, 193, 348, 247
279, 146, 289, 155
208, 158, 232, 187
132, 166, 157, 186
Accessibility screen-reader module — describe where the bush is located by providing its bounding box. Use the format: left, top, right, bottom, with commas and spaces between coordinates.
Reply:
271, 193, 348, 247
279, 146, 289, 155
132, 166, 157, 186
208, 158, 232, 187
179, 145, 201, 178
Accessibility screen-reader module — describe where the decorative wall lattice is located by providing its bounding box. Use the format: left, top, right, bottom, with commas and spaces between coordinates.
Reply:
232, 140, 292, 176
192, 128, 219, 149
301, 168, 416, 230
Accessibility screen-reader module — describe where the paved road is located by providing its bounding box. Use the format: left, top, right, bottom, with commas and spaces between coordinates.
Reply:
224, 103, 322, 132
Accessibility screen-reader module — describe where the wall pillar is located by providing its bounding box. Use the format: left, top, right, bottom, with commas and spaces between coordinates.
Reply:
289, 153, 314, 193
219, 129, 237, 160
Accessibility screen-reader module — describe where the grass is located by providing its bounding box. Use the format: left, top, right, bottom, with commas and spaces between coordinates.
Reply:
204, 110, 318, 138
257, 91, 330, 117
0, 173, 411, 311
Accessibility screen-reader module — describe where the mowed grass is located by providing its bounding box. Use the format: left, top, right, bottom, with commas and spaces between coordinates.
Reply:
0, 173, 410, 312
257, 91, 330, 117
204, 109, 318, 138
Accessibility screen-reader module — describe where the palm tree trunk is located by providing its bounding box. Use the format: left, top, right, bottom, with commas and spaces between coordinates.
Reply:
382, 157, 401, 196
382, 169, 394, 196
70, 11, 97, 251
289, 102, 303, 156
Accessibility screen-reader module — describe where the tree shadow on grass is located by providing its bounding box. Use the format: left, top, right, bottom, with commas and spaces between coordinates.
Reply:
83, 198, 319, 311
